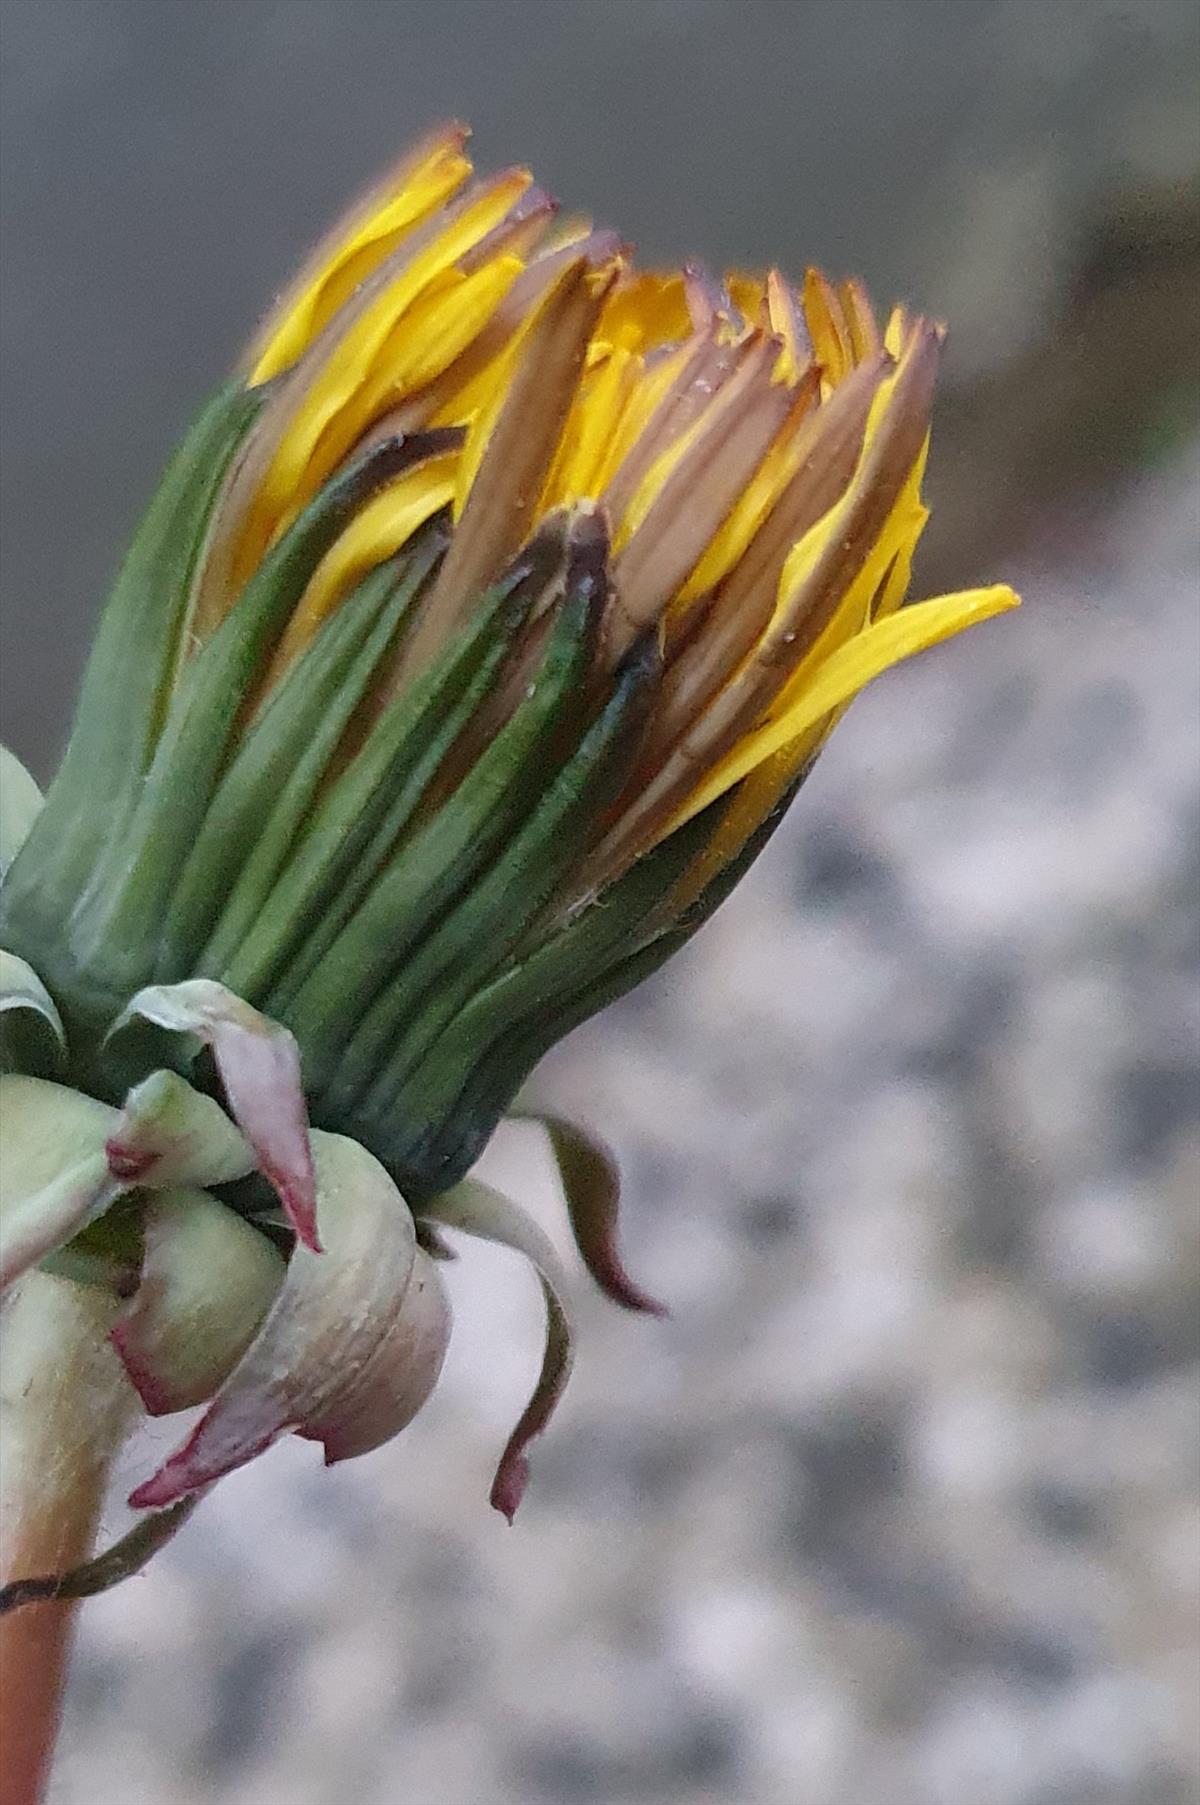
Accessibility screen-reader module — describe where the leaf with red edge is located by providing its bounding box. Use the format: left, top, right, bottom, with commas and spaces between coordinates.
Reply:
511, 1107, 666, 1317
105, 1068, 254, 1189
301, 1244, 450, 1465
420, 1176, 574, 1523
111, 1186, 285, 1415
112, 980, 319, 1249
127, 1131, 442, 1509
2, 1069, 263, 1294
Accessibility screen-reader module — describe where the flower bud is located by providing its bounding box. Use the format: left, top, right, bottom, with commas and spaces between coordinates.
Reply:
0, 130, 1016, 1209
0, 127, 1019, 1578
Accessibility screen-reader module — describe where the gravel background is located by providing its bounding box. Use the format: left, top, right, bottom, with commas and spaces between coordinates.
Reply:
1, 3, 1197, 1802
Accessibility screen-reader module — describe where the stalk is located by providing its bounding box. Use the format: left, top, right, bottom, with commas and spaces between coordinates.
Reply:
0, 1272, 135, 1805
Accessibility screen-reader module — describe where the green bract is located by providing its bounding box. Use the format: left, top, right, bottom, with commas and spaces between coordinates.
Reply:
0, 422, 762, 1203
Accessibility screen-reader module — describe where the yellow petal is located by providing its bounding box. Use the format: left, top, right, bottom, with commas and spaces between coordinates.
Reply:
870, 505, 926, 621
727, 271, 767, 326
839, 277, 882, 364
281, 255, 521, 525
803, 268, 854, 388
598, 272, 691, 352
271, 452, 458, 671
250, 127, 474, 384
539, 345, 641, 509
764, 331, 938, 681
239, 174, 533, 580
666, 585, 1020, 829
884, 305, 915, 359
764, 269, 810, 384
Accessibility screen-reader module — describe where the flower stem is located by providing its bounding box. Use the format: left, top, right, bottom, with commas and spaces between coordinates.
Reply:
0, 1272, 135, 1805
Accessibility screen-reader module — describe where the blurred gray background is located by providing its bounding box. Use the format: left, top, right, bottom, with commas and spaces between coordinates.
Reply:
2, 2, 1198, 1803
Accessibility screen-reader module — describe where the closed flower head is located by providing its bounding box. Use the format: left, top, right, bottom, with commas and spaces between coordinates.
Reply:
0, 126, 1017, 1566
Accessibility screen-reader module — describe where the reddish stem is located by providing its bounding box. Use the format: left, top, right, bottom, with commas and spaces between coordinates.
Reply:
0, 1273, 134, 1804
1, 1530, 94, 1804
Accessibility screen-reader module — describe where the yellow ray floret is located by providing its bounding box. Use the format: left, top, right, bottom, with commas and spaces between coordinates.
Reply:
669, 585, 1020, 830
249, 125, 474, 384
214, 133, 1018, 922
247, 174, 535, 546
274, 452, 460, 672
